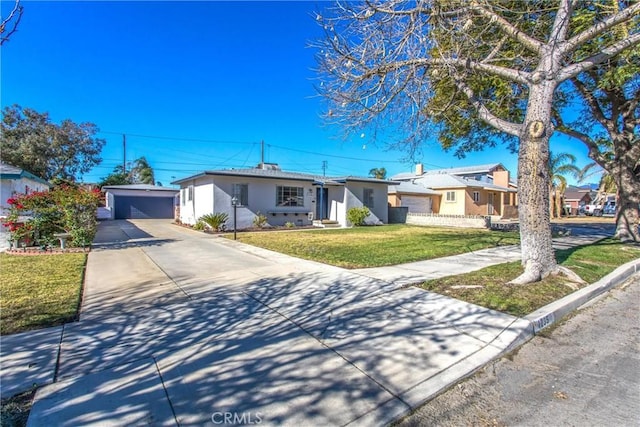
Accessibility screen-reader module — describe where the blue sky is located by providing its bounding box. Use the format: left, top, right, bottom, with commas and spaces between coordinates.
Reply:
1, 1, 594, 186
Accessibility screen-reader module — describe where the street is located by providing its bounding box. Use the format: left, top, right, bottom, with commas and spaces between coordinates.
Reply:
396, 274, 640, 427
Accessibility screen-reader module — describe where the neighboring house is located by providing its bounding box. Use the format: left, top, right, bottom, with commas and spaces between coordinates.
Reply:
172, 164, 396, 229
563, 186, 592, 215
102, 184, 179, 220
0, 162, 52, 217
388, 181, 440, 213
390, 163, 517, 218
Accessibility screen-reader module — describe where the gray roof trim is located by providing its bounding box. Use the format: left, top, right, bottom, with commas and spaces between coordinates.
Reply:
0, 162, 51, 187
171, 169, 397, 186
102, 184, 179, 192
389, 181, 439, 195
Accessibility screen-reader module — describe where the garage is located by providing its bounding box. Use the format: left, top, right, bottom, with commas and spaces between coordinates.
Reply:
103, 184, 179, 220
402, 195, 433, 213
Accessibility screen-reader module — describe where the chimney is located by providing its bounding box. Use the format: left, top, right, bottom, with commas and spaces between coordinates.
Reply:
493, 170, 510, 188
415, 163, 424, 176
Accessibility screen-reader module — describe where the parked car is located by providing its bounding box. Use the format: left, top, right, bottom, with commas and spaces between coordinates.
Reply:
584, 203, 603, 216
602, 201, 616, 216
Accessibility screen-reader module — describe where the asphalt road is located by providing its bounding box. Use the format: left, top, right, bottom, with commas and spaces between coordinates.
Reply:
396, 274, 640, 427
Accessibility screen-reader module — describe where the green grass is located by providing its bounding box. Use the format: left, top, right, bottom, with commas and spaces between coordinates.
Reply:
0, 253, 87, 335
421, 239, 640, 317
232, 224, 519, 268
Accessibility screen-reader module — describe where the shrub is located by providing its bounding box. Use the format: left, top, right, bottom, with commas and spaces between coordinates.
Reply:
199, 212, 228, 231
4, 186, 101, 247
193, 220, 207, 231
285, 221, 295, 228
347, 206, 370, 226
253, 212, 269, 228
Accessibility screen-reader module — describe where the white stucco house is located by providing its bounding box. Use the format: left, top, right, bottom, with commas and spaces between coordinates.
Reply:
0, 162, 52, 217
172, 165, 397, 229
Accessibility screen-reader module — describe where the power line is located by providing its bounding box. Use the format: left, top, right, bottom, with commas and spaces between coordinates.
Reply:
99, 130, 257, 146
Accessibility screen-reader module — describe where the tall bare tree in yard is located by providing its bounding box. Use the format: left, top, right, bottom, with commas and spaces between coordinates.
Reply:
315, 0, 639, 284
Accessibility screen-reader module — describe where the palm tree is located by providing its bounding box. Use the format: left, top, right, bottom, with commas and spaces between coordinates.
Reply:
579, 163, 617, 200
369, 167, 387, 179
131, 157, 155, 185
549, 152, 580, 218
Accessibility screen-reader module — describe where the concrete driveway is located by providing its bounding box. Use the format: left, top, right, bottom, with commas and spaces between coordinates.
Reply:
27, 220, 531, 426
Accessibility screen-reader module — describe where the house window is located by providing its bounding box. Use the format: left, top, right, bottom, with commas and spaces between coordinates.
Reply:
186, 185, 194, 202
363, 188, 374, 208
472, 191, 480, 203
277, 186, 304, 206
446, 191, 456, 202
504, 193, 510, 205
232, 183, 249, 206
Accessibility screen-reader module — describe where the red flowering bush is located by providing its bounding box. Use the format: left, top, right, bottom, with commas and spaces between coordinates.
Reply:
4, 186, 101, 248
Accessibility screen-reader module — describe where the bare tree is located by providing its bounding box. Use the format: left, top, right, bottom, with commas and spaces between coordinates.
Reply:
1, 0, 23, 46
315, 0, 640, 284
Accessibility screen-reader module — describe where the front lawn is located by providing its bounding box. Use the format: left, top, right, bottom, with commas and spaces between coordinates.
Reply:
0, 253, 87, 335
420, 239, 640, 317
232, 224, 519, 268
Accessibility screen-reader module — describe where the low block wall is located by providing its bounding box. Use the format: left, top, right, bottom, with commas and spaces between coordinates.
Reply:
406, 213, 490, 229
388, 206, 409, 224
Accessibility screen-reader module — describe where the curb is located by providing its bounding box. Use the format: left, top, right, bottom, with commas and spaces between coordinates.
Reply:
525, 258, 640, 336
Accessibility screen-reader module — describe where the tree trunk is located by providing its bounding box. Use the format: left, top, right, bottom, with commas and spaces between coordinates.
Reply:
510, 81, 558, 285
549, 185, 555, 219
613, 166, 640, 242
555, 188, 563, 217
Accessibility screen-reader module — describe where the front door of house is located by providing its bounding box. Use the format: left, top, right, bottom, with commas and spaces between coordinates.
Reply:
316, 187, 328, 220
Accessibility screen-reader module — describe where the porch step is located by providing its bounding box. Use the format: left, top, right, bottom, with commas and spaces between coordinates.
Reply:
312, 220, 341, 228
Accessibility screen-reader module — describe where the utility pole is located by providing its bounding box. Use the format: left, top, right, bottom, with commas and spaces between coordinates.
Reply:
322, 160, 327, 177
261, 140, 265, 169
123, 134, 126, 173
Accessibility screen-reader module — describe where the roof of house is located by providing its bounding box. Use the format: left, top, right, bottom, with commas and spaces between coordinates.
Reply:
563, 186, 591, 201
102, 184, 179, 193
391, 163, 506, 180
0, 162, 51, 187
423, 163, 506, 176
389, 181, 440, 195
415, 174, 515, 192
171, 168, 399, 186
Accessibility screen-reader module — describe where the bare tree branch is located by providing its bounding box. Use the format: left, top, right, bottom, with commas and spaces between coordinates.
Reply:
557, 31, 640, 81
468, 1, 543, 54
454, 77, 521, 136
0, 0, 23, 46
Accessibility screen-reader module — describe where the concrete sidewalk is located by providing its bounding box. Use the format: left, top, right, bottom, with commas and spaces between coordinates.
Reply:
0, 220, 626, 426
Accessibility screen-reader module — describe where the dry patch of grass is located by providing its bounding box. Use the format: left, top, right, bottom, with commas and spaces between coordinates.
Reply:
0, 253, 87, 335
233, 224, 519, 268
0, 388, 36, 427
421, 239, 640, 317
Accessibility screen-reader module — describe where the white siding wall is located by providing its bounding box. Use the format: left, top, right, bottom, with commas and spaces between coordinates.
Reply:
0, 177, 50, 216
327, 186, 345, 224
343, 182, 389, 225
193, 180, 215, 223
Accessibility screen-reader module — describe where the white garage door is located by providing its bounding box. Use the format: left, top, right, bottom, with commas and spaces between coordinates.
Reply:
402, 196, 432, 213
